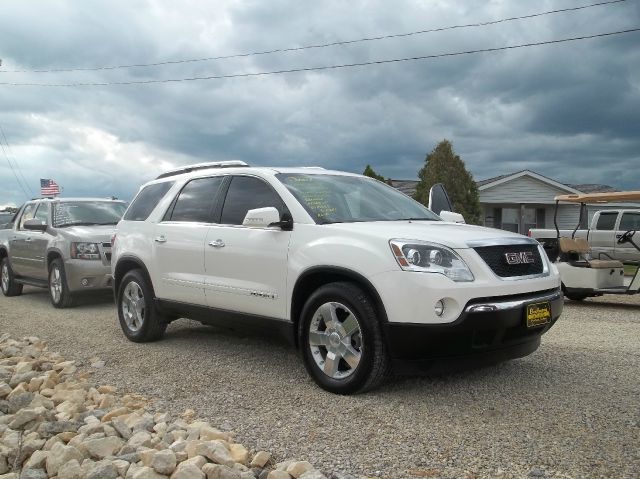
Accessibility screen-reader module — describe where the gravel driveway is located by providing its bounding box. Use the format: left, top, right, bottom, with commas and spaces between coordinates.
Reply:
1, 288, 638, 478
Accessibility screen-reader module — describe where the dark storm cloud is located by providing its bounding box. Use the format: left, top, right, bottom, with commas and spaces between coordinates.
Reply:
1, 0, 639, 207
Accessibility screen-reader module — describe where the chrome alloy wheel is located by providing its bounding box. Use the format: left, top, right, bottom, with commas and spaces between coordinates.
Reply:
308, 302, 363, 379
1, 262, 8, 292
49, 265, 62, 303
122, 281, 145, 332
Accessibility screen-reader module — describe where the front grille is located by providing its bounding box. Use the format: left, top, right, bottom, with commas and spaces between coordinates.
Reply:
474, 244, 543, 278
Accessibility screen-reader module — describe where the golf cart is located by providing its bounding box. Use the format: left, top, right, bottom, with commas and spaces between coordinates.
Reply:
551, 191, 640, 300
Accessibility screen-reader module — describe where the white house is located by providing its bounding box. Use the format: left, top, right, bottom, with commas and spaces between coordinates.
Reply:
390, 170, 638, 234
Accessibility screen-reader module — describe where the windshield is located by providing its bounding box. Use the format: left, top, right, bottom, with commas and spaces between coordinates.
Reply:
53, 201, 127, 227
277, 173, 440, 224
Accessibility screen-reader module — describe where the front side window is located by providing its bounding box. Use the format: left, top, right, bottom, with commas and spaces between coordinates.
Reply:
169, 176, 224, 223
33, 204, 49, 225
220, 176, 286, 225
276, 173, 440, 224
18, 204, 37, 230
124, 181, 174, 221
619, 212, 640, 231
53, 202, 127, 227
595, 212, 617, 231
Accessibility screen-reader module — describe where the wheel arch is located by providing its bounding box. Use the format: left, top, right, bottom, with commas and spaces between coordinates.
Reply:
114, 255, 154, 297
290, 266, 388, 348
0, 247, 8, 261
46, 249, 64, 267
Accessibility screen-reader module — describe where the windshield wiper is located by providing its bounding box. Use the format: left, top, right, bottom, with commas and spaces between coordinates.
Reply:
55, 222, 102, 227
396, 217, 437, 221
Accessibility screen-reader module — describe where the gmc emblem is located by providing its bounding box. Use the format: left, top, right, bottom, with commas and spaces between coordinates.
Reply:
504, 251, 535, 265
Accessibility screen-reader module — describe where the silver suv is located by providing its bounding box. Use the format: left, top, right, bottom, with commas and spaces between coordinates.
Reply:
0, 198, 127, 307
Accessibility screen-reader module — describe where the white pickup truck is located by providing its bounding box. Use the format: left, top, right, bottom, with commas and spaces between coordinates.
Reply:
530, 209, 640, 263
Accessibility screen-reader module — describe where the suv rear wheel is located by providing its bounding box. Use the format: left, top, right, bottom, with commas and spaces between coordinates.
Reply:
117, 269, 167, 342
49, 259, 74, 308
299, 282, 389, 394
1, 257, 23, 297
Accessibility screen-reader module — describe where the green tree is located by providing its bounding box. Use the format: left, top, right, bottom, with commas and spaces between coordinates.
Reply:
362, 164, 387, 183
414, 140, 481, 224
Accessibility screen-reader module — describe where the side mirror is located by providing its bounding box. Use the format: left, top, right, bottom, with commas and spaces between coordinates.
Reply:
23, 219, 48, 231
439, 211, 465, 223
243, 207, 293, 230
428, 183, 454, 215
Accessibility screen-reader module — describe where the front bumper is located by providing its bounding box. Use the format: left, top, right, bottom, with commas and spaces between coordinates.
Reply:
64, 259, 113, 292
384, 288, 563, 373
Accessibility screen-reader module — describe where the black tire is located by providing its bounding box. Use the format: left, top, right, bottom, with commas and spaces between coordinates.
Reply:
117, 269, 167, 342
299, 282, 390, 394
1, 257, 23, 297
565, 293, 589, 301
49, 258, 74, 308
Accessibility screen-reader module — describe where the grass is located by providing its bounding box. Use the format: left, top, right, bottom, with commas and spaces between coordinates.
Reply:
624, 264, 639, 276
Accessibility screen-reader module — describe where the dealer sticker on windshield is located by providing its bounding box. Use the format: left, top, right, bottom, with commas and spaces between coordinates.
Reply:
526, 302, 552, 328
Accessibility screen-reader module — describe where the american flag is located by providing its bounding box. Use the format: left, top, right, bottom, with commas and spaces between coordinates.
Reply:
40, 178, 60, 196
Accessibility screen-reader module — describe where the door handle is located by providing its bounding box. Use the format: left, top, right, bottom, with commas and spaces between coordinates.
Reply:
154, 236, 167, 243
25, 237, 32, 242
208, 239, 225, 248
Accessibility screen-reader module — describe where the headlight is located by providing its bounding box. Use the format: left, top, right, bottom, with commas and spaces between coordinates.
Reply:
389, 239, 474, 282
71, 242, 101, 260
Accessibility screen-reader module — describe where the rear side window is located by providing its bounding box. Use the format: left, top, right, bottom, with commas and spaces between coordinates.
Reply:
595, 212, 617, 231
124, 182, 174, 221
619, 212, 640, 231
220, 176, 285, 225
169, 177, 224, 223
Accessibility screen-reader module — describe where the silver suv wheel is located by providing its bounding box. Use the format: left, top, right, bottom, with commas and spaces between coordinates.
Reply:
308, 301, 363, 379
49, 265, 62, 303
1, 262, 8, 292
122, 281, 145, 332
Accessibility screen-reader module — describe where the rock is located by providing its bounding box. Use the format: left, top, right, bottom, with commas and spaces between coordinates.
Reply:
299, 472, 326, 479
189, 441, 234, 466
84, 436, 125, 459
8, 392, 34, 414
23, 450, 48, 470
9, 407, 42, 428
171, 463, 205, 479
286, 462, 314, 478
132, 466, 169, 479
229, 444, 249, 464
250, 452, 271, 468
17, 469, 47, 479
38, 420, 80, 437
0, 474, 18, 479
113, 459, 131, 477
112, 418, 133, 439
202, 464, 242, 479
91, 360, 106, 368
0, 383, 11, 398
102, 407, 130, 422
129, 430, 153, 448
200, 426, 230, 442
57, 459, 82, 479
529, 468, 545, 477
152, 449, 177, 475
267, 472, 291, 479
181, 456, 208, 469
86, 460, 119, 479
46, 442, 84, 477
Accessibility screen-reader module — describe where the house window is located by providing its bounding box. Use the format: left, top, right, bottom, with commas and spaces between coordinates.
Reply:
501, 208, 519, 233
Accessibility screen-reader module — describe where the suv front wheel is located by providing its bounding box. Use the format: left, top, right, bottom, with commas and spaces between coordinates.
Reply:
117, 269, 167, 342
49, 259, 74, 308
299, 282, 389, 394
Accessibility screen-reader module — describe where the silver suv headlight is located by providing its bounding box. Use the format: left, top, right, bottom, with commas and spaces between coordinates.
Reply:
71, 242, 101, 260
389, 239, 474, 282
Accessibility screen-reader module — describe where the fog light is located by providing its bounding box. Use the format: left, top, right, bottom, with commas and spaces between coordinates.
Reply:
434, 300, 444, 316
81, 278, 89, 287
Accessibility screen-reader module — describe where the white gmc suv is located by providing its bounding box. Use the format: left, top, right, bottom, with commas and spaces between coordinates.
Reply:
112, 161, 563, 394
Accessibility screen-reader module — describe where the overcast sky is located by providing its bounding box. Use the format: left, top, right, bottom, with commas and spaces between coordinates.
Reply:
1, 0, 639, 206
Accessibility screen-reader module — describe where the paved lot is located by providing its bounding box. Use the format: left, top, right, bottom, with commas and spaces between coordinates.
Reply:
1, 288, 638, 478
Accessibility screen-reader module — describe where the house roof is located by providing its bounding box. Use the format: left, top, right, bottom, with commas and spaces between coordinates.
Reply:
477, 170, 617, 194
389, 170, 619, 199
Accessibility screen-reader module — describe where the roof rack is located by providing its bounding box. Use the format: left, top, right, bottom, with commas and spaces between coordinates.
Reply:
298, 166, 326, 170
156, 161, 249, 179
